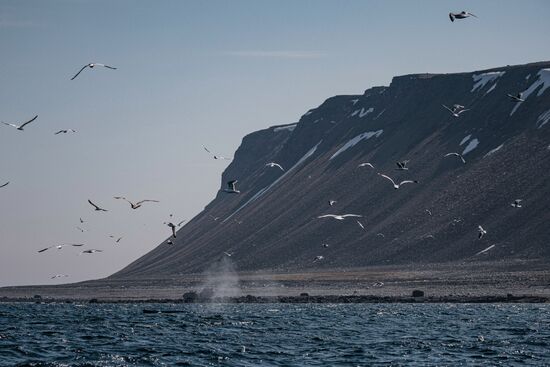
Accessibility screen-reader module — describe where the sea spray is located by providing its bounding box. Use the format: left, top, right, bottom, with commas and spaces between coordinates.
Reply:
199, 256, 242, 301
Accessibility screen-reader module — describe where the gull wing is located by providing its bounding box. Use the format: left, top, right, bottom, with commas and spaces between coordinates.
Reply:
38, 247, 52, 253
442, 104, 454, 114
398, 180, 417, 187
342, 214, 363, 218
378, 173, 397, 186
177, 220, 186, 226
0, 182, 9, 188
456, 109, 470, 115
17, 115, 38, 129
135, 199, 160, 205
317, 214, 337, 219
467, 12, 478, 18
1, 122, 20, 129
102, 64, 117, 70
71, 65, 89, 80
449, 13, 455, 22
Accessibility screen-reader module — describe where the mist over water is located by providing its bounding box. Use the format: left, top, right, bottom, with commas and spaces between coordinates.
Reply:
200, 256, 242, 300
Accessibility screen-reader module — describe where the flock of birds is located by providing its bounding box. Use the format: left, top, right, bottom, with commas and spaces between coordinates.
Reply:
0, 10, 533, 278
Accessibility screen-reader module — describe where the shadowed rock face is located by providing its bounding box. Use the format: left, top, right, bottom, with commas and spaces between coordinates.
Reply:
112, 61, 550, 280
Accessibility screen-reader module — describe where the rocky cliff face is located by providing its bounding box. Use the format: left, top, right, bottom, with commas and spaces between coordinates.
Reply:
112, 61, 550, 280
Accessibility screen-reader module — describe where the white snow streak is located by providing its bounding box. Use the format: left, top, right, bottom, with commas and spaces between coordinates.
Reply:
484, 144, 503, 158
330, 130, 383, 160
537, 109, 550, 129
462, 138, 479, 155
273, 124, 297, 132
222, 141, 322, 223
471, 71, 505, 92
460, 135, 471, 146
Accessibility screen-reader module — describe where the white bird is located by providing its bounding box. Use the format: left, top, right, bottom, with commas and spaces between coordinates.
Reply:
357, 162, 375, 169
38, 243, 85, 253
223, 180, 240, 194
1, 115, 38, 131
266, 162, 284, 171
322, 243, 330, 248
356, 220, 365, 230
203, 146, 232, 160
317, 214, 363, 221
377, 173, 418, 189
328, 200, 337, 206
51, 274, 69, 279
313, 255, 324, 262
81, 249, 103, 254
54, 129, 77, 135
209, 215, 220, 221
449, 11, 478, 22
507, 93, 525, 102
372, 282, 384, 287
0, 182, 9, 188
425, 209, 432, 216
511, 199, 523, 208
444, 152, 466, 164
114, 196, 159, 210
223, 251, 233, 257
478, 225, 487, 239
167, 239, 174, 245
88, 199, 108, 212
71, 63, 117, 80
474, 244, 495, 256
395, 160, 410, 171
442, 104, 470, 117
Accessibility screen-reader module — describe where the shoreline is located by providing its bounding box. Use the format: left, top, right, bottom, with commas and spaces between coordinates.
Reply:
1, 294, 548, 304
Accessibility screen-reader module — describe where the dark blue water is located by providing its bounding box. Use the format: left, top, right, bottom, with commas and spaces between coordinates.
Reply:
0, 303, 549, 366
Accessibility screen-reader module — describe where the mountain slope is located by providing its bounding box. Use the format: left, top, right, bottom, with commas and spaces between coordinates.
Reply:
112, 61, 550, 280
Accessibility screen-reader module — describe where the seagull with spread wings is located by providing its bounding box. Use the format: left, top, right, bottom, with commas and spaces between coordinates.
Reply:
449, 11, 478, 22
223, 180, 240, 194
377, 173, 418, 189
317, 214, 362, 221
55, 129, 77, 135
81, 249, 103, 254
442, 104, 469, 118
114, 196, 159, 209
203, 146, 232, 160
71, 63, 117, 80
38, 243, 85, 253
88, 199, 108, 212
1, 115, 38, 131
266, 162, 284, 171
507, 93, 525, 102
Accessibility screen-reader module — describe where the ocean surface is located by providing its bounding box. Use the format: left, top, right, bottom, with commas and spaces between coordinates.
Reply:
0, 303, 549, 366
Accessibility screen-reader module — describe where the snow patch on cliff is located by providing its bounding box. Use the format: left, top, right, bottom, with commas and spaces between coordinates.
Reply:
484, 144, 503, 158
350, 107, 374, 118
471, 71, 505, 92
273, 124, 297, 132
330, 130, 383, 160
537, 109, 550, 129
462, 138, 479, 155
460, 135, 471, 146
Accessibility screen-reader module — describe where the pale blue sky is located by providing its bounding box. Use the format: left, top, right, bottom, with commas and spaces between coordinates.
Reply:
1, 0, 548, 286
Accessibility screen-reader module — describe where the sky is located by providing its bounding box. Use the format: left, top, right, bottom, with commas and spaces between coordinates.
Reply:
1, 0, 549, 286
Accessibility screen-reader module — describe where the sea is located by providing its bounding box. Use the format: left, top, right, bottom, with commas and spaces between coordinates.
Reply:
0, 303, 548, 366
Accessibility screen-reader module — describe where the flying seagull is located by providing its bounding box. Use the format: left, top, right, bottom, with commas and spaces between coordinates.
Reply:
1, 115, 38, 131
507, 93, 525, 102
79, 217, 84, 224
425, 209, 432, 216
167, 239, 174, 245
71, 63, 117, 80
164, 222, 177, 238
38, 243, 85, 253
88, 199, 108, 212
81, 249, 103, 254
449, 11, 478, 22
223, 251, 234, 257
266, 162, 284, 171
328, 200, 337, 206
357, 162, 374, 169
511, 199, 523, 208
54, 129, 77, 135
442, 104, 469, 117
322, 243, 330, 248
51, 274, 69, 279
0, 182, 9, 188
313, 255, 324, 263
203, 146, 232, 160
395, 160, 410, 171
377, 173, 418, 189
444, 152, 466, 164
317, 214, 362, 221
223, 180, 240, 194
209, 215, 220, 221
478, 225, 487, 239
114, 197, 159, 209
109, 235, 123, 243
